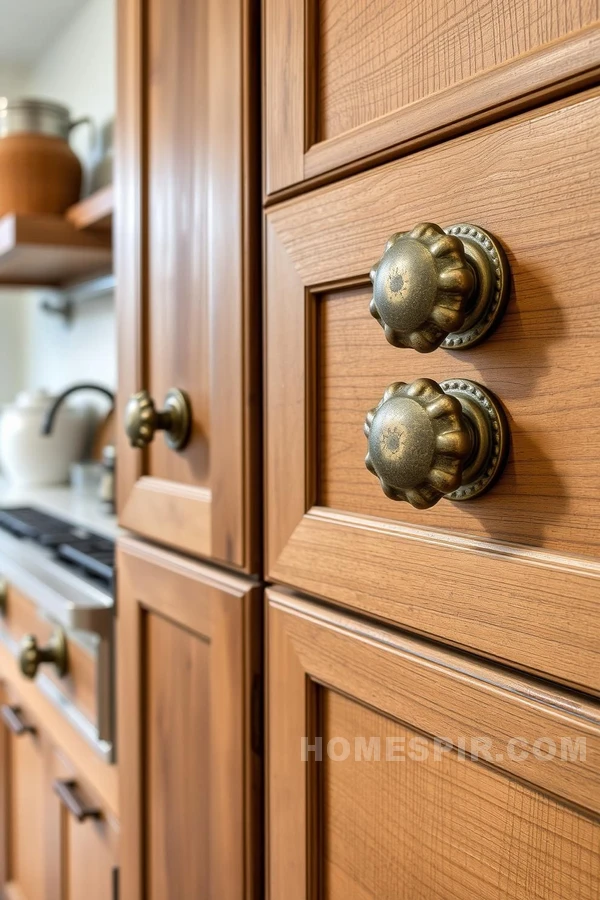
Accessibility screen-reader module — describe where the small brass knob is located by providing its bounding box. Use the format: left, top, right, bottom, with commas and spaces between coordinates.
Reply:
124, 388, 192, 451
369, 223, 510, 352
364, 378, 509, 509
19, 629, 68, 680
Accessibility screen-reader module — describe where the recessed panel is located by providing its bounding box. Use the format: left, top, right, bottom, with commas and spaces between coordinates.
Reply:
320, 689, 600, 899
317, 0, 600, 142
145, 611, 210, 900
318, 279, 599, 554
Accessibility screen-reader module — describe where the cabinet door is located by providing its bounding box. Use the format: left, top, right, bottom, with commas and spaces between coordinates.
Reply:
267, 589, 600, 899
47, 748, 119, 900
264, 0, 600, 193
0, 688, 48, 900
117, 537, 262, 900
265, 89, 600, 695
116, 0, 260, 572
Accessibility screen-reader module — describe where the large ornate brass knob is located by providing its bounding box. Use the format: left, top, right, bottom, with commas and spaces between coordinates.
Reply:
364, 378, 509, 509
124, 388, 191, 451
369, 223, 510, 352
19, 629, 68, 680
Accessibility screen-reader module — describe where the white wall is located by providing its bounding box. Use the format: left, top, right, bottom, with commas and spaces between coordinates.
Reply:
0, 0, 117, 407
0, 63, 28, 99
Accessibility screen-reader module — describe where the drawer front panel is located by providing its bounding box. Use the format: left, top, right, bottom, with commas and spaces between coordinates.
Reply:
265, 0, 600, 191
267, 591, 600, 899
265, 90, 600, 692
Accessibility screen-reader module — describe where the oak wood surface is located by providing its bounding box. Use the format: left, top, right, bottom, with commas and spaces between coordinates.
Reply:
267, 589, 600, 899
0, 212, 111, 286
117, 535, 263, 900
116, 0, 261, 573
265, 88, 600, 692
264, 0, 600, 193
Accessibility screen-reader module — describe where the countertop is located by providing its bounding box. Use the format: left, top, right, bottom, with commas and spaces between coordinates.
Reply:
0, 478, 119, 540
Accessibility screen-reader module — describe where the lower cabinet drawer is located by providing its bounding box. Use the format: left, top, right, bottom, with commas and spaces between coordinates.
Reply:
0, 682, 119, 900
117, 536, 263, 900
267, 588, 600, 900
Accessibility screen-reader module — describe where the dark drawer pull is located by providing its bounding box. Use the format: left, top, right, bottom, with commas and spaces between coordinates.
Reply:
53, 779, 101, 823
1, 704, 36, 737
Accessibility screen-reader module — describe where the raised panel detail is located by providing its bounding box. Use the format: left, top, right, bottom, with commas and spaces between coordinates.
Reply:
144, 612, 210, 899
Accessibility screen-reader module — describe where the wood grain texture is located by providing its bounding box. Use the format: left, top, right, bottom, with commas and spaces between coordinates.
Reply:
322, 691, 600, 900
267, 589, 600, 899
318, 0, 600, 140
117, 536, 263, 900
264, 0, 600, 192
145, 611, 210, 899
116, 0, 261, 572
265, 89, 600, 690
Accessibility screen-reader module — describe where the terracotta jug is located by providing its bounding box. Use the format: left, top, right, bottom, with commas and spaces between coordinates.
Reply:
0, 98, 88, 216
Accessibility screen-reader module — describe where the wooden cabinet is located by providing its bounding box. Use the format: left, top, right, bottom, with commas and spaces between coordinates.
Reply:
264, 0, 600, 193
0, 691, 47, 900
0, 685, 119, 900
116, 0, 261, 572
267, 589, 600, 899
265, 87, 600, 695
117, 536, 262, 900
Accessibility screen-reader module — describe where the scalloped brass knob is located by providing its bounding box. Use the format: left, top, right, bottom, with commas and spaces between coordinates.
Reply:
364, 378, 509, 509
19, 629, 68, 680
124, 388, 191, 451
369, 223, 510, 352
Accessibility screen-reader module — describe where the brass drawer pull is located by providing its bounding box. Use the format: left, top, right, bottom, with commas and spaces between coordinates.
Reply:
1, 704, 36, 737
124, 387, 191, 451
53, 779, 101, 823
19, 628, 68, 680
369, 223, 510, 352
364, 378, 509, 509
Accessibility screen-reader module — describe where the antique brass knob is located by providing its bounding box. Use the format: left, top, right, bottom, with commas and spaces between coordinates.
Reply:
369, 223, 510, 352
124, 388, 192, 451
19, 629, 68, 680
364, 378, 509, 509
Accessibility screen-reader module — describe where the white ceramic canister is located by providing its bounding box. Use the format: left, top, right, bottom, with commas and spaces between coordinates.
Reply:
0, 390, 88, 486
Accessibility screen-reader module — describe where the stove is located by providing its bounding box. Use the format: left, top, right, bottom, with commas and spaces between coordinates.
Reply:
0, 506, 114, 592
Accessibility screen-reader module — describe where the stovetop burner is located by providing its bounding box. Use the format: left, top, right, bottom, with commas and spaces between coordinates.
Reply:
0, 507, 115, 591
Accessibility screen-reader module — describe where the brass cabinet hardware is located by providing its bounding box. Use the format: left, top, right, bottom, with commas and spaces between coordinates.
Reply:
364, 378, 510, 509
53, 779, 101, 823
0, 704, 36, 737
19, 628, 68, 680
124, 387, 192, 451
369, 223, 510, 352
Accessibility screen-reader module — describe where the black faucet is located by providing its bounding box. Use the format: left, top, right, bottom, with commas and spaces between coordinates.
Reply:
41, 383, 115, 436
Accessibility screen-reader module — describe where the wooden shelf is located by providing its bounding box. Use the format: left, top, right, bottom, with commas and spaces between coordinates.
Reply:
0, 208, 112, 288
66, 185, 114, 233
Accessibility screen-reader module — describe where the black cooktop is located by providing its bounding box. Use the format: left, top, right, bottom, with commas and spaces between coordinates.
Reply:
0, 506, 115, 590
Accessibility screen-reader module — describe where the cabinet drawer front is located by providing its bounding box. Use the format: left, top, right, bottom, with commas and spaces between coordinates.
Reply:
265, 0, 600, 192
267, 590, 600, 900
117, 537, 262, 900
265, 89, 600, 693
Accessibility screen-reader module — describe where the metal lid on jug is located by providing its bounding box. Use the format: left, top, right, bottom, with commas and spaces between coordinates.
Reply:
0, 98, 75, 140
